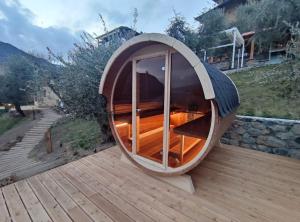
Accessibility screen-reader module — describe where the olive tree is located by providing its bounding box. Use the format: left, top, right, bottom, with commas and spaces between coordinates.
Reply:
0, 56, 36, 116
166, 13, 198, 52
49, 32, 135, 142
234, 0, 300, 52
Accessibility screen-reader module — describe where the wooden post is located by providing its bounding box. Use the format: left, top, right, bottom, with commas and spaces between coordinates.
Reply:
231, 30, 237, 69
32, 108, 36, 120
250, 39, 255, 60
45, 129, 53, 153
180, 135, 185, 163
136, 68, 140, 154
241, 43, 245, 68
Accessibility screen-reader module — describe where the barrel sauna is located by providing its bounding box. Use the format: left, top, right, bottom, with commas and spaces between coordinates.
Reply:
99, 33, 239, 176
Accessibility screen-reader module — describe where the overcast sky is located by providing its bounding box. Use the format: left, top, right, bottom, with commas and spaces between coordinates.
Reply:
0, 0, 215, 55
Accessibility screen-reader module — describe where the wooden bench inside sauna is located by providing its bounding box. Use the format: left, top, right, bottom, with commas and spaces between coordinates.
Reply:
99, 33, 239, 176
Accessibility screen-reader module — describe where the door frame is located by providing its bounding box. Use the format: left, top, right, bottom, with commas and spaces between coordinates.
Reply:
132, 50, 171, 169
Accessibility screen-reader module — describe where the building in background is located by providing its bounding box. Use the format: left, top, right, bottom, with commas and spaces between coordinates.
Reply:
196, 0, 288, 70
96, 26, 140, 46
34, 86, 60, 108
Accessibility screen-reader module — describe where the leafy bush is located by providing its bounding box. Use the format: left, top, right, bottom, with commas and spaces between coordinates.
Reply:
49, 33, 136, 142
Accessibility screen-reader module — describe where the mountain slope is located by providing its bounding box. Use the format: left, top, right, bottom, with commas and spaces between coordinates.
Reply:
0, 41, 52, 67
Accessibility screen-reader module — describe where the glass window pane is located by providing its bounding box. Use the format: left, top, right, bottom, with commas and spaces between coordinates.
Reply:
113, 61, 132, 152
168, 53, 211, 168
136, 56, 165, 164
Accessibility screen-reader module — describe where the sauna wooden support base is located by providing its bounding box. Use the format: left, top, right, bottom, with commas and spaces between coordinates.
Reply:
120, 153, 195, 194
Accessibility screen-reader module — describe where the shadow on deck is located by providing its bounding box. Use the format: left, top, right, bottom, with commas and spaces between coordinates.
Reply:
1, 144, 300, 222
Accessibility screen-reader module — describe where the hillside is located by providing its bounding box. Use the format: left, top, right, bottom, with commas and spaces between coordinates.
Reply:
0, 41, 53, 68
230, 61, 300, 119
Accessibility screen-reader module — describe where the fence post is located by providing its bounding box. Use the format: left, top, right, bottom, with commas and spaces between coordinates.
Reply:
46, 128, 53, 153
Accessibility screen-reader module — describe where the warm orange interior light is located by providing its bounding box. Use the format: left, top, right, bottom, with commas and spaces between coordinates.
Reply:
116, 122, 128, 127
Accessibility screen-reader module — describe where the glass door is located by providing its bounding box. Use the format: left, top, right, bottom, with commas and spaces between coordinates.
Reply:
132, 55, 167, 165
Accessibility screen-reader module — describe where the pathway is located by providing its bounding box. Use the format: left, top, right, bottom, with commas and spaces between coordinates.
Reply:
0, 109, 62, 182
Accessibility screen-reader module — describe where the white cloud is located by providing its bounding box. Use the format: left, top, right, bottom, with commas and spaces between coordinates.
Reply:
1, 0, 214, 54
0, 0, 79, 55
0, 10, 7, 20
18, 0, 214, 35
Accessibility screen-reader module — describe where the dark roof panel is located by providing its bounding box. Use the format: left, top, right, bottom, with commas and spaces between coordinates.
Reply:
203, 62, 240, 117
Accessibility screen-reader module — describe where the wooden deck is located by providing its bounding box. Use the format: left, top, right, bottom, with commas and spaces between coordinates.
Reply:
1, 144, 300, 222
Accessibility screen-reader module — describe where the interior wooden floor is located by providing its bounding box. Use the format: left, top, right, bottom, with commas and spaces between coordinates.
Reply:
1, 144, 300, 222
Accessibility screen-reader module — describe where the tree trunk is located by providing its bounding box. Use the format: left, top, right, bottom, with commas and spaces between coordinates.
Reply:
14, 103, 26, 117
95, 112, 114, 143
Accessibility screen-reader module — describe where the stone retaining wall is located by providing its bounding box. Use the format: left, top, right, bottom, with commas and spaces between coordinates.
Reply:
221, 116, 300, 159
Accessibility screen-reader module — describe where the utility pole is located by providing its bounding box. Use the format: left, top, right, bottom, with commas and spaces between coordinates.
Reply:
133, 8, 138, 31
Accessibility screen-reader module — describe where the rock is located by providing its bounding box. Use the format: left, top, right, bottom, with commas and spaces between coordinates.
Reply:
234, 127, 246, 134
288, 149, 300, 159
229, 132, 241, 140
222, 132, 231, 138
251, 122, 266, 130
273, 148, 289, 156
242, 133, 256, 144
287, 140, 300, 149
220, 138, 230, 144
229, 139, 239, 146
234, 120, 245, 126
225, 116, 300, 157
257, 136, 286, 148
240, 143, 255, 149
291, 124, 300, 136
268, 124, 287, 132
247, 128, 261, 136
276, 132, 293, 140
256, 145, 272, 153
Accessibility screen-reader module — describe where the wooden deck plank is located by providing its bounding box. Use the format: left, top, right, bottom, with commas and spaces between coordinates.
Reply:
60, 164, 135, 222
15, 180, 52, 222
193, 166, 300, 212
2, 184, 31, 222
95, 148, 300, 222
27, 176, 72, 222
47, 169, 113, 222
201, 159, 300, 197
60, 162, 153, 222
192, 171, 300, 222
203, 155, 300, 198
0, 188, 11, 222
36, 173, 93, 222
221, 144, 300, 168
76, 159, 183, 222
74, 159, 186, 222
208, 147, 300, 183
88, 151, 235, 222
1, 144, 300, 222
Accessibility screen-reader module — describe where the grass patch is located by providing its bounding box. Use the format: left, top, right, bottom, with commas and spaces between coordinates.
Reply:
50, 117, 102, 151
0, 110, 6, 116
0, 113, 27, 135
230, 61, 300, 119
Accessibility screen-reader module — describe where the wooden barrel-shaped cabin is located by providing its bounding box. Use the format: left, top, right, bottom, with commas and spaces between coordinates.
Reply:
99, 33, 239, 176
